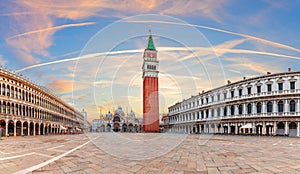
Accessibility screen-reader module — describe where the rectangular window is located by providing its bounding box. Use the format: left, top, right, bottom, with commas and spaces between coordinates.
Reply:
201, 98, 204, 104
223, 93, 227, 99
206, 97, 208, 103
257, 86, 261, 93
290, 81, 295, 90
239, 89, 242, 96
231, 91, 234, 98
217, 94, 220, 101
247, 87, 251, 95
267, 84, 272, 92
278, 83, 283, 91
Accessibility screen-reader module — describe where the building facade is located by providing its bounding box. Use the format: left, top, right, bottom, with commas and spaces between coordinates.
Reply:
164, 70, 300, 137
142, 28, 160, 132
92, 107, 141, 132
0, 68, 84, 137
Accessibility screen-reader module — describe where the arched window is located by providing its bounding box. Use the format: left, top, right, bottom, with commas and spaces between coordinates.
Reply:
290, 100, 296, 112
278, 100, 284, 112
247, 103, 252, 114
3, 102, 6, 114
230, 105, 235, 115
267, 101, 273, 113
238, 104, 243, 115
257, 102, 262, 113
223, 106, 227, 116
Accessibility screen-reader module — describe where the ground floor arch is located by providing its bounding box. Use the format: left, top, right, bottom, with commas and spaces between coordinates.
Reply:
289, 122, 297, 136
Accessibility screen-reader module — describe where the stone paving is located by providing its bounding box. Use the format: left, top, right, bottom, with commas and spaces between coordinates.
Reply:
1, 133, 300, 174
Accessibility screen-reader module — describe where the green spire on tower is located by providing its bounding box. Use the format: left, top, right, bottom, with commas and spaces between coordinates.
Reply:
147, 26, 156, 50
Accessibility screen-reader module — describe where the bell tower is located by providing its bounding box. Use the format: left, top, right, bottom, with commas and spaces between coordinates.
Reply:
142, 27, 159, 132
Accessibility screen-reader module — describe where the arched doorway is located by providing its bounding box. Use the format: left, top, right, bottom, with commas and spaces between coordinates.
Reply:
256, 125, 263, 135
35, 123, 39, 135
30, 122, 34, 135
8, 120, 14, 136
122, 124, 127, 132
23, 122, 28, 136
16, 121, 22, 136
277, 122, 285, 135
0, 120, 6, 137
113, 123, 120, 132
289, 122, 297, 136
128, 123, 133, 132
40, 123, 44, 135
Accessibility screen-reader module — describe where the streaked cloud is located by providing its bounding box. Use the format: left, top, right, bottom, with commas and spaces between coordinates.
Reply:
7, 22, 95, 40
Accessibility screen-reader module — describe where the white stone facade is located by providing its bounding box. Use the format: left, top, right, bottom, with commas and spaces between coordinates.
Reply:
164, 71, 300, 136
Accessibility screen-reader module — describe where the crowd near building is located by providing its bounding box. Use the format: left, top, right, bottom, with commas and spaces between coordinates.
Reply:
163, 69, 300, 137
92, 106, 142, 132
0, 68, 84, 137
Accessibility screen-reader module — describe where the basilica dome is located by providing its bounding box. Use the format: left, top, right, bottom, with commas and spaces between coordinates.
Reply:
115, 106, 125, 116
128, 110, 135, 117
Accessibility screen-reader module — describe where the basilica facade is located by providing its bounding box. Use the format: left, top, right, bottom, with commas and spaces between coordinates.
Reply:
93, 107, 142, 133
163, 70, 300, 137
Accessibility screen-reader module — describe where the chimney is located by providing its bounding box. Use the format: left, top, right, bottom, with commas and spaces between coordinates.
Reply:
267, 72, 271, 75
227, 80, 231, 84
288, 68, 291, 72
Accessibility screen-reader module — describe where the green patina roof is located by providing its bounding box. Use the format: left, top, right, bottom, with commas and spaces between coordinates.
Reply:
147, 29, 156, 50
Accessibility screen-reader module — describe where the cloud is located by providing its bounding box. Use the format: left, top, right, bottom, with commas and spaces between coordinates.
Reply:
124, 20, 300, 53
0, 54, 7, 66
46, 79, 87, 94
7, 22, 95, 40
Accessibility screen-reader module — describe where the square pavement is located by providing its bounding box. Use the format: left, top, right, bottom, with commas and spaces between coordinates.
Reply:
0, 133, 300, 174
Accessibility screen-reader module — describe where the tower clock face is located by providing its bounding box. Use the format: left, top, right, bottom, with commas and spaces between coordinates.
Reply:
150, 53, 153, 58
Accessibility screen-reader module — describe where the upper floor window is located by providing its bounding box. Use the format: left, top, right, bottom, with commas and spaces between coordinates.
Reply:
201, 98, 204, 105
206, 97, 209, 103
290, 100, 296, 112
267, 101, 273, 113
211, 96, 214, 102
230, 105, 235, 115
278, 100, 284, 112
239, 89, 243, 96
247, 87, 251, 95
267, 84, 272, 92
217, 94, 220, 101
257, 102, 262, 113
247, 103, 252, 114
238, 104, 243, 115
257, 86, 261, 94
278, 83, 283, 91
290, 81, 295, 90
231, 91, 234, 98
223, 93, 227, 99
223, 106, 227, 116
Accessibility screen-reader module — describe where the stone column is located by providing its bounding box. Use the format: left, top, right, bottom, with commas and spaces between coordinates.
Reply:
262, 122, 266, 135
285, 121, 289, 135
5, 120, 8, 137
220, 124, 224, 134
228, 124, 230, 134
273, 121, 277, 135
262, 101, 266, 114
297, 99, 300, 113
215, 124, 218, 133
297, 122, 300, 137
285, 100, 289, 114
235, 123, 238, 134
21, 121, 23, 136
252, 123, 256, 134
28, 123, 30, 136
14, 120, 16, 136
38, 123, 40, 135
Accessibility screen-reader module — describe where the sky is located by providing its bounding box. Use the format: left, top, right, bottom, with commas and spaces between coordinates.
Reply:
1, 0, 300, 122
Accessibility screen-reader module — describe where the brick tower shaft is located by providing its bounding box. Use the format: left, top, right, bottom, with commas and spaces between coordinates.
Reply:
142, 28, 160, 132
